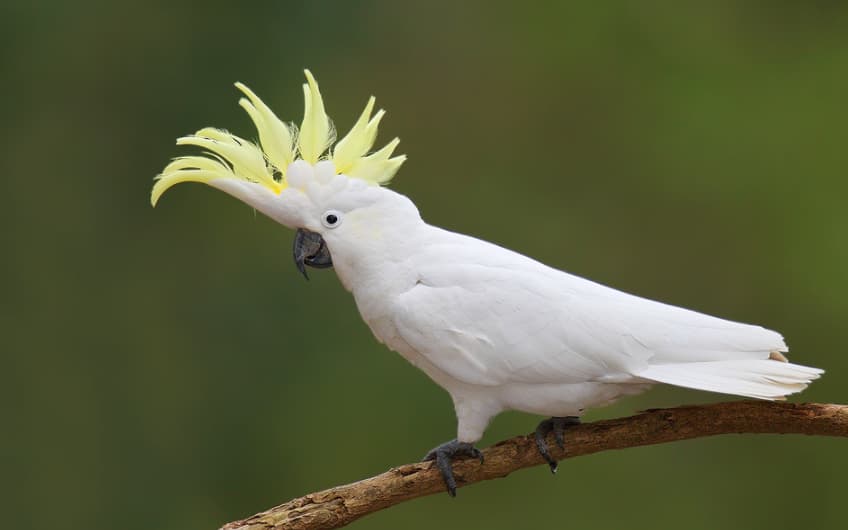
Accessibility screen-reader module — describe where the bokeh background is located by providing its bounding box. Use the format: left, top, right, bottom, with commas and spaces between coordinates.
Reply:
3, 2, 847, 529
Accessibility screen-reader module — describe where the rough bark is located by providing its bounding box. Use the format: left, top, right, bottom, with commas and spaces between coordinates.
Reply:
220, 401, 847, 530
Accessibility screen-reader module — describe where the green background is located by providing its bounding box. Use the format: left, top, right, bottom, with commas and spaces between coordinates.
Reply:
3, 2, 846, 529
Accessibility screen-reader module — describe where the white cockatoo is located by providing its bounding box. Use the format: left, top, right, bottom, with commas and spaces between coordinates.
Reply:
153, 71, 823, 495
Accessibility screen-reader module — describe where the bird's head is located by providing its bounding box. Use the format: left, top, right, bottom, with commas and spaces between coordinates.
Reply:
152, 70, 415, 279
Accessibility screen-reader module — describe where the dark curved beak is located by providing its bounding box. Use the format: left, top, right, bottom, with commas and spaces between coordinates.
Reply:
293, 228, 333, 280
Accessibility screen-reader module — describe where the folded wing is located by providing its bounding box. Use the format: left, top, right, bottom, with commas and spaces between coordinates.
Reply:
391, 229, 822, 397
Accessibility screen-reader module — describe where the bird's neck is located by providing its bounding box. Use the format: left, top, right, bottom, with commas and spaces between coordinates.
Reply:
328, 191, 427, 296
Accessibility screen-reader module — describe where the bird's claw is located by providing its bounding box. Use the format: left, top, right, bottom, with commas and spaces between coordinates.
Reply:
423, 439, 484, 496
534, 416, 580, 474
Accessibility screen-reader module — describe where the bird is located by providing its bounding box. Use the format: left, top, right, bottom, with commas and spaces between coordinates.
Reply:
152, 70, 823, 496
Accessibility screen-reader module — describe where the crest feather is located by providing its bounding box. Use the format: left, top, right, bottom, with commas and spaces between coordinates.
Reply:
346, 138, 405, 184
333, 96, 385, 174
235, 82, 295, 174
298, 70, 334, 164
152, 70, 406, 206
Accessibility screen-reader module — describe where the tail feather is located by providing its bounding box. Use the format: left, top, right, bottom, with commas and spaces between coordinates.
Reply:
637, 359, 824, 400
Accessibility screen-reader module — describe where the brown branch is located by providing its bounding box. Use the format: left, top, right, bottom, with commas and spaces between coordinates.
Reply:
220, 401, 847, 530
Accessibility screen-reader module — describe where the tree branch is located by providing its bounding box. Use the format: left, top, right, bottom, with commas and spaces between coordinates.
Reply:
220, 401, 847, 530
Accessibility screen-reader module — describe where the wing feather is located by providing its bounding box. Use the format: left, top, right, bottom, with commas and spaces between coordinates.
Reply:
390, 229, 789, 388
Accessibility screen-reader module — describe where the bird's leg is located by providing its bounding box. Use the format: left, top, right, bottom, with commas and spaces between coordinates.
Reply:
534, 416, 581, 474
423, 439, 484, 497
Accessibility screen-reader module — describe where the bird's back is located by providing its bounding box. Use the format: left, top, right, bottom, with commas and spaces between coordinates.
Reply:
382, 225, 820, 400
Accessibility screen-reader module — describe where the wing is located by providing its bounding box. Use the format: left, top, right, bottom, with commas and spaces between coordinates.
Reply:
391, 229, 786, 388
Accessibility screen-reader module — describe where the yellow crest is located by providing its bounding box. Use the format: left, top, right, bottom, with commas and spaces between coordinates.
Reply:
152, 70, 406, 206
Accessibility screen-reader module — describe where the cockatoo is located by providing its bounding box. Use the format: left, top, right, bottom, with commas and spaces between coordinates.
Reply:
153, 71, 823, 495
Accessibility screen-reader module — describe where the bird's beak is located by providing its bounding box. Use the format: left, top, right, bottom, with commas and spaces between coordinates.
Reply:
292, 228, 333, 280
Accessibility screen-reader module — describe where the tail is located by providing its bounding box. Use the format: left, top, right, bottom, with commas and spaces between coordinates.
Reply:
637, 358, 824, 400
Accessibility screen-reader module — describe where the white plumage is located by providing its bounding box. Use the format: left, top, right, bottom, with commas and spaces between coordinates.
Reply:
153, 72, 823, 492
327, 210, 822, 442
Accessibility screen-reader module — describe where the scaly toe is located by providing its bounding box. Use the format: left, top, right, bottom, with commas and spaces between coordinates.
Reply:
534, 416, 580, 474
553, 416, 580, 449
423, 439, 484, 496
534, 422, 557, 473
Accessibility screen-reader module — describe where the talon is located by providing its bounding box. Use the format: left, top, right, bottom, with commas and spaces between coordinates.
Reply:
534, 425, 557, 473
534, 416, 580, 474
554, 427, 565, 449
422, 439, 484, 496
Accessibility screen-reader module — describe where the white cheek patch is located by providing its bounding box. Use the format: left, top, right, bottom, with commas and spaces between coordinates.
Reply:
344, 208, 383, 243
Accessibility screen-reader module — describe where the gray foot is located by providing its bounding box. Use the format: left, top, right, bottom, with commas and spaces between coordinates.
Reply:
423, 439, 484, 497
534, 416, 581, 474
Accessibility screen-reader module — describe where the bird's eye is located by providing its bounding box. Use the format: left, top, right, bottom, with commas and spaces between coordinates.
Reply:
321, 210, 343, 229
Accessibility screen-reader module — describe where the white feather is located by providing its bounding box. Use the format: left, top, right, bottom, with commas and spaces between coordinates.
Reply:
155, 75, 824, 449
331, 215, 824, 441
638, 360, 823, 400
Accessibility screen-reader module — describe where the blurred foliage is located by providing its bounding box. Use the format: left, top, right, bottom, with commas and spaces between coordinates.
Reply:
2, 1, 847, 529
